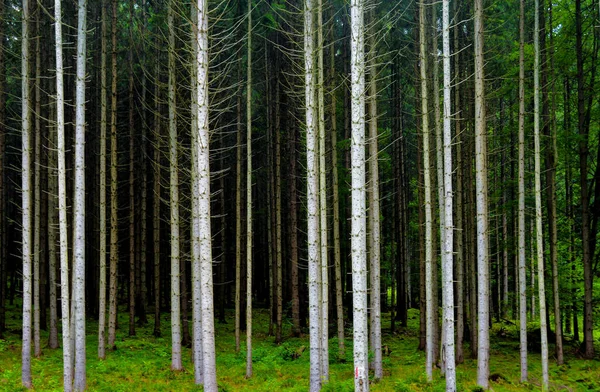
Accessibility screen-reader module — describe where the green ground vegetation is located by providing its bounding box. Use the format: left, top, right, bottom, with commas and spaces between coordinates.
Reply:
1, 304, 599, 391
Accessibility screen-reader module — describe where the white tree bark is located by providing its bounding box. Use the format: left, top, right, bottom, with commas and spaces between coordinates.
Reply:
195, 1, 217, 389
54, 0, 72, 387
168, 0, 182, 371
190, 1, 204, 384
21, 0, 33, 387
419, 0, 434, 381
246, 0, 253, 379
441, 0, 455, 389
350, 0, 368, 390
305, 0, 322, 389
474, 0, 489, 388
518, 0, 528, 382
33, 12, 41, 359
533, 0, 549, 388
73, 0, 87, 389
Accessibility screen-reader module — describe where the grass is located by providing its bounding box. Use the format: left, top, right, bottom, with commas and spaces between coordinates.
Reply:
1, 302, 599, 391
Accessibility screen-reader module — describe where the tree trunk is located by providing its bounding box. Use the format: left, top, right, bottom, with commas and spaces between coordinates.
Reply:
246, 0, 253, 378
317, 0, 329, 380
419, 0, 434, 381
367, 16, 382, 380
108, 0, 119, 351
350, 0, 368, 389
73, 0, 88, 388
128, 2, 136, 336
168, 0, 182, 371
152, 44, 162, 338
474, 0, 490, 387
518, 0, 528, 382
33, 7, 41, 359
533, 0, 549, 387
576, 0, 595, 360
22, 0, 33, 386
306, 0, 322, 388
98, 0, 108, 360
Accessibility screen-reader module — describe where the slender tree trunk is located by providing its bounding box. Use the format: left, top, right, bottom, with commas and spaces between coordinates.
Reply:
317, 0, 329, 380
47, 80, 59, 351
98, 0, 108, 360
576, 0, 595, 360
274, 74, 283, 346
306, 0, 322, 388
33, 8, 41, 359
453, 0, 464, 363
108, 0, 119, 351
168, 0, 182, 371
235, 64, 242, 351
55, 0, 73, 387
419, 0, 434, 381
330, 20, 344, 359
22, 0, 33, 386
190, 1, 204, 382
441, 0, 455, 388
290, 110, 300, 337
350, 0, 368, 390
474, 0, 490, 387
518, 0, 528, 382
128, 1, 136, 336
139, 0, 148, 326
533, 1, 549, 388
195, 3, 217, 388
73, 0, 87, 388
0, 0, 5, 341
153, 44, 162, 338
547, 0, 563, 365
246, 0, 253, 378
367, 17, 382, 380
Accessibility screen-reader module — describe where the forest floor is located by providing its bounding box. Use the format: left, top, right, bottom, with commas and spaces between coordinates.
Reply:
1, 302, 599, 391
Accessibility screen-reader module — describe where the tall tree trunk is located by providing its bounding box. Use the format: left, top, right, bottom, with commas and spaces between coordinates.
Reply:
55, 0, 73, 387
195, 3, 217, 388
274, 71, 283, 346
533, 0, 549, 387
22, 0, 33, 387
419, 0, 434, 381
168, 0, 182, 371
0, 0, 5, 341
152, 45, 162, 338
306, 0, 322, 388
330, 18, 344, 359
108, 0, 119, 351
441, 0, 455, 388
73, 0, 88, 388
518, 0, 528, 382
576, 0, 595, 360
235, 62, 243, 350
98, 0, 108, 360
474, 0, 490, 387
547, 0, 563, 365
367, 15, 382, 380
33, 7, 41, 358
317, 0, 329, 380
190, 1, 204, 383
246, 0, 253, 378
350, 0, 368, 390
289, 109, 300, 337
128, 0, 136, 337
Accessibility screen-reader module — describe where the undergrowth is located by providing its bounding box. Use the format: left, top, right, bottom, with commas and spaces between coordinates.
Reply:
1, 303, 599, 391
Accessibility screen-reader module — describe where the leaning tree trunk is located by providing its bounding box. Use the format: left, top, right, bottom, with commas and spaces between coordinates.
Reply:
246, 0, 253, 378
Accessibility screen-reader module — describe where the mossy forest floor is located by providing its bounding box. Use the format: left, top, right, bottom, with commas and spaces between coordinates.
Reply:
1, 303, 599, 391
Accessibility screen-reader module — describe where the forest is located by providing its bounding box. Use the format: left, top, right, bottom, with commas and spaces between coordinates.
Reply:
0, 0, 599, 390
